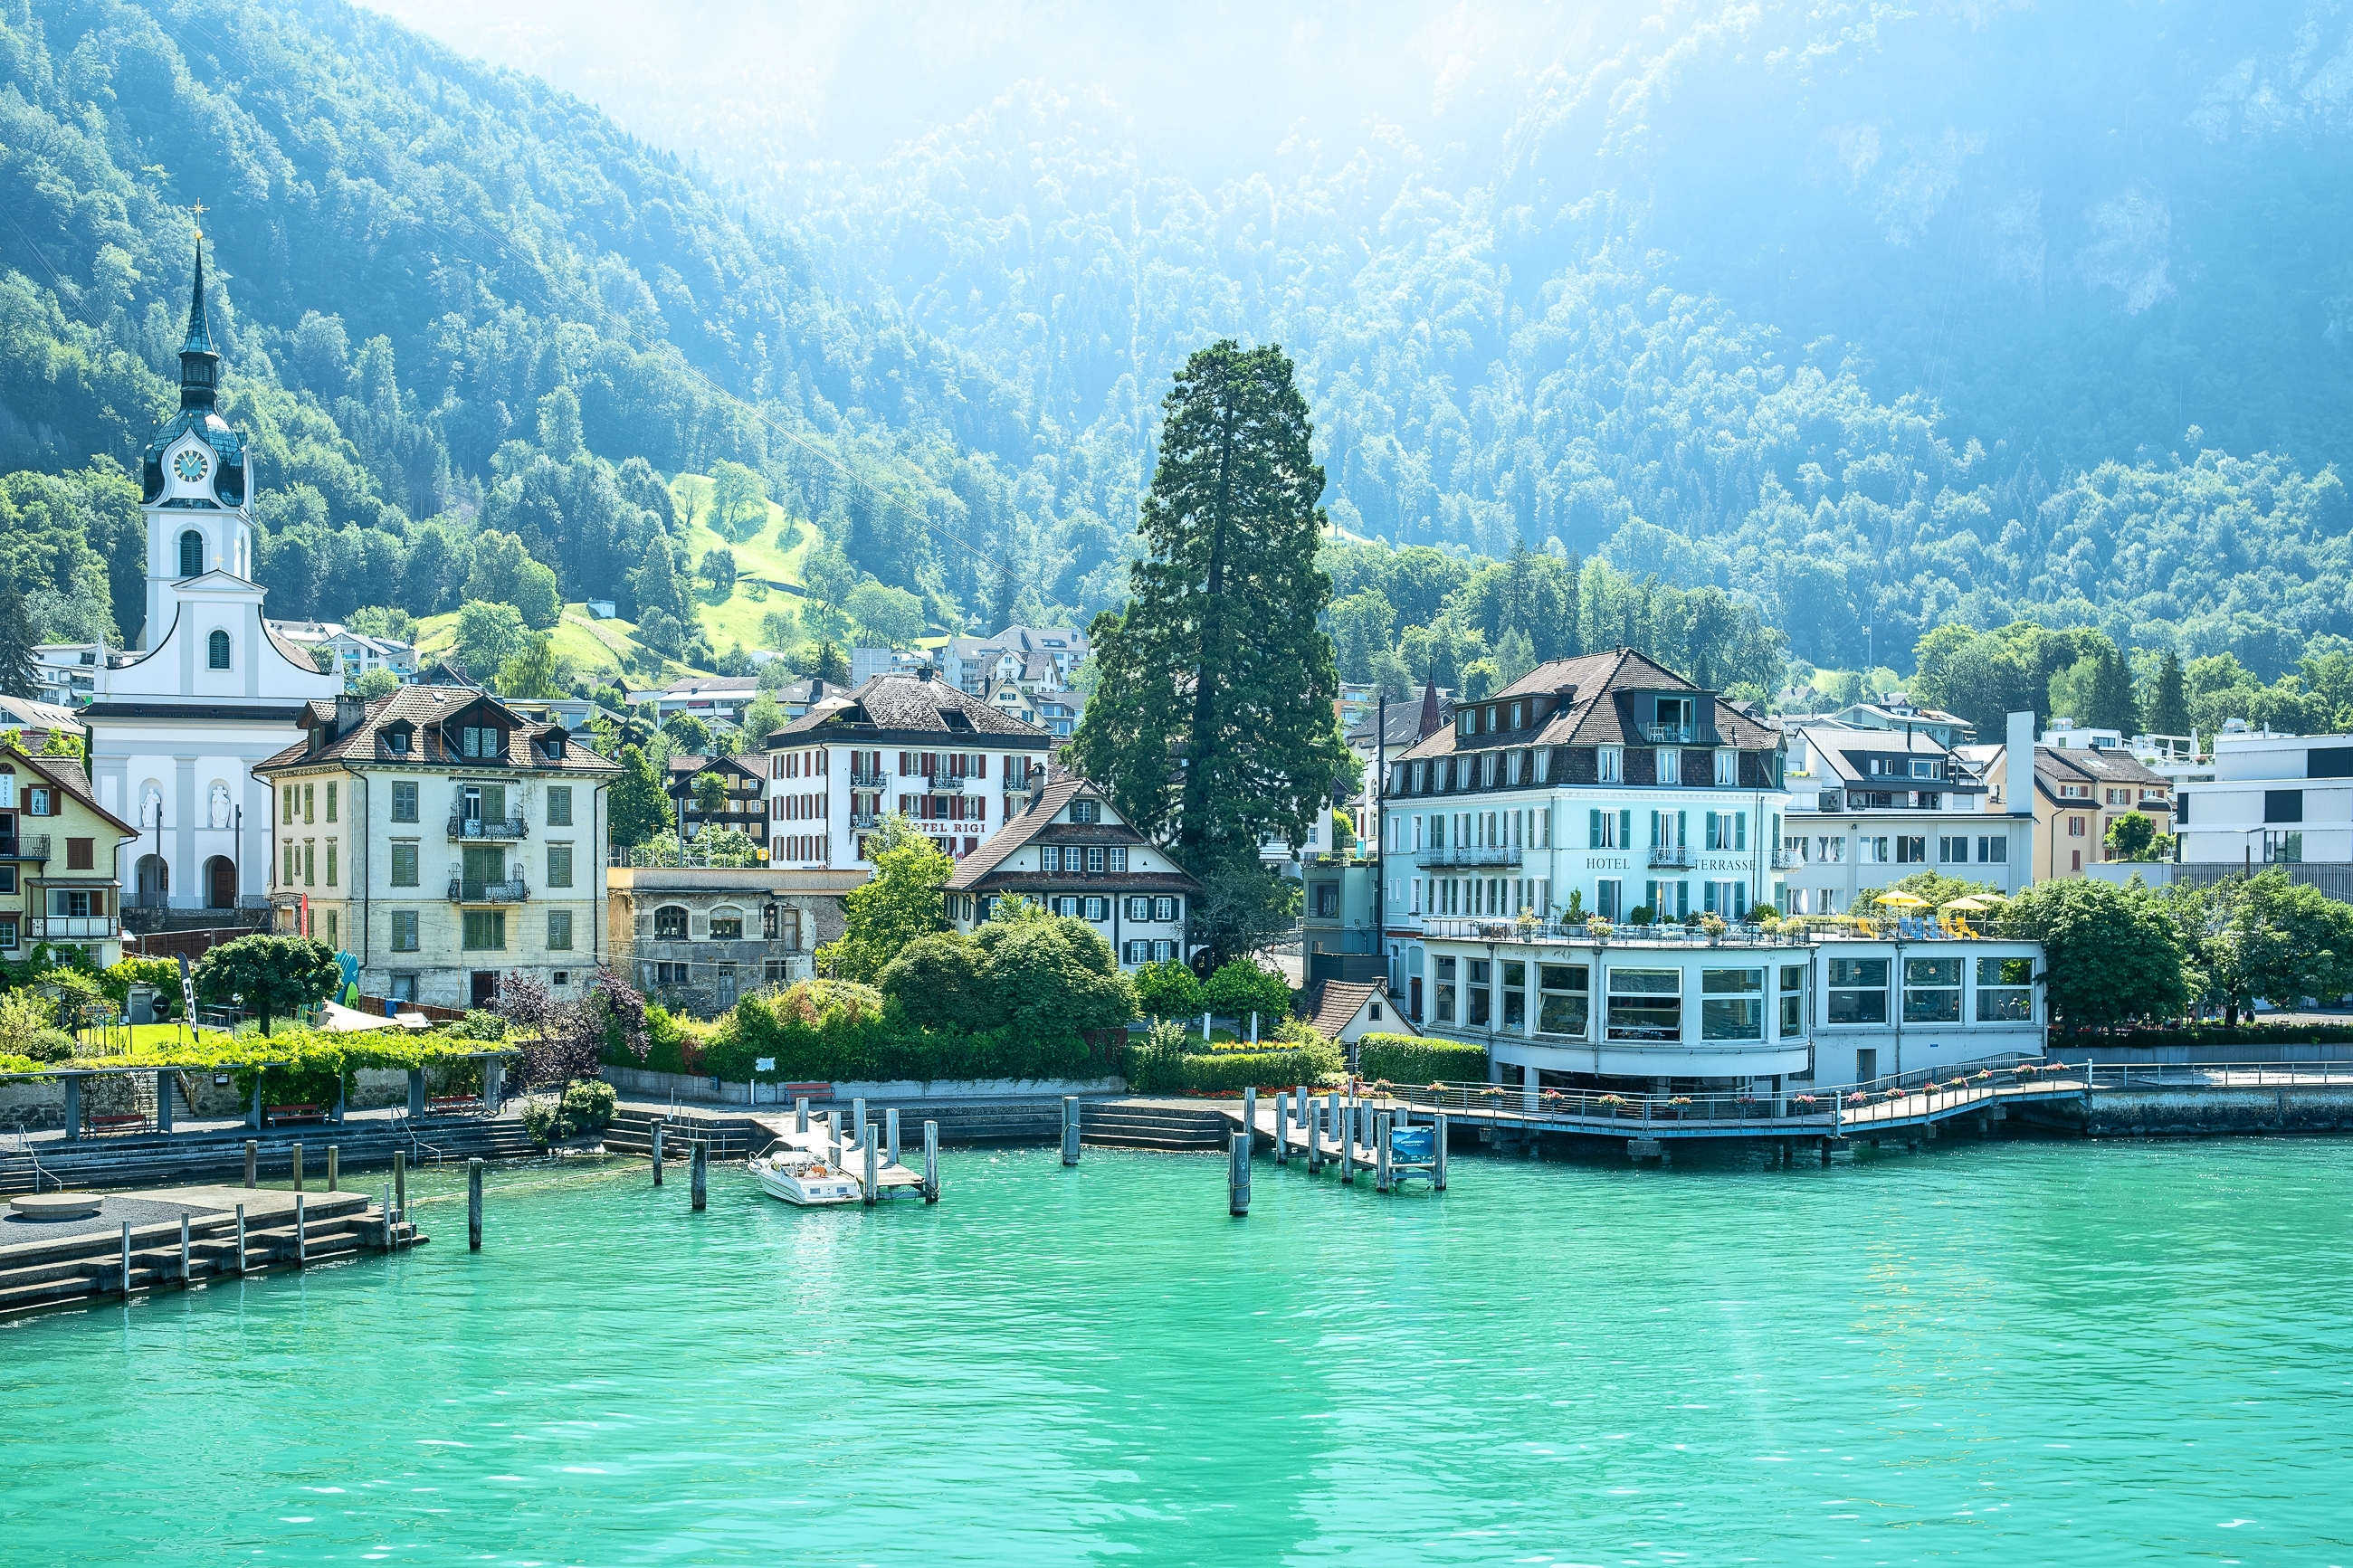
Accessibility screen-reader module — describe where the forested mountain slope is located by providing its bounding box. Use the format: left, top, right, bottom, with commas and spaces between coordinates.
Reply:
770, 0, 2353, 675
0, 0, 1090, 651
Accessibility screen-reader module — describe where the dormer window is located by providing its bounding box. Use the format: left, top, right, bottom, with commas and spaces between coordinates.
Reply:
1455, 711, 1473, 739
385, 727, 411, 756
1598, 745, 1624, 784
1070, 799, 1100, 824
459, 726, 503, 759
1509, 701, 1523, 729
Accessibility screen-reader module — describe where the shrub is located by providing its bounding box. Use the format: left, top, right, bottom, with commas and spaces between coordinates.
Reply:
452, 1009, 509, 1041
1129, 1040, 1341, 1095
522, 1079, 618, 1146
1132, 959, 1201, 1019
100, 956, 182, 1012
710, 977, 1113, 1085
1200, 959, 1291, 1023
1358, 1032, 1488, 1086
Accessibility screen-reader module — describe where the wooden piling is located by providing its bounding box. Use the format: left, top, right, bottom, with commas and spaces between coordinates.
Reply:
295, 1193, 308, 1268
1340, 1117, 1355, 1183
691, 1139, 708, 1212
382, 1184, 393, 1248
467, 1157, 483, 1250
179, 1214, 191, 1281
1306, 1098, 1322, 1173
235, 1203, 247, 1275
1434, 1115, 1450, 1191
244, 1139, 257, 1189
886, 1107, 900, 1165
1375, 1112, 1392, 1192
862, 1136, 879, 1207
119, 1221, 131, 1299
327, 1145, 338, 1193
395, 1149, 406, 1223
922, 1119, 939, 1203
1062, 1096, 1081, 1165
1228, 1132, 1251, 1217
652, 1123, 664, 1184
291, 1143, 304, 1193
1242, 1087, 1257, 1155
795, 1096, 810, 1134
852, 1098, 868, 1146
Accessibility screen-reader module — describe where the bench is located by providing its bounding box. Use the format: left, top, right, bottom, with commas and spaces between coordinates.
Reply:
86, 1113, 150, 1136
427, 1095, 484, 1115
784, 1082, 834, 1100
265, 1102, 328, 1127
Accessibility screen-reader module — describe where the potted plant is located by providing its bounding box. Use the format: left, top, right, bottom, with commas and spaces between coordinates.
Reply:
1700, 914, 1729, 945
1586, 917, 1614, 944
1516, 905, 1539, 940
1792, 1093, 1818, 1107
1596, 1092, 1629, 1114
1846, 1091, 1869, 1106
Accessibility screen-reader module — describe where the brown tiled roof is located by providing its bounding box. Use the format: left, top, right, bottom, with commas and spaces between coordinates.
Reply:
252, 688, 622, 774
1396, 648, 1779, 762
1308, 979, 1383, 1040
774, 672, 1051, 745
2, 748, 138, 836
943, 775, 1088, 889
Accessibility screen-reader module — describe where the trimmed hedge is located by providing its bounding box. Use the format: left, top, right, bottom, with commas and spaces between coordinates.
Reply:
1128, 1038, 1341, 1094
2053, 1022, 2353, 1049
1358, 1032, 1488, 1086
671, 980, 1121, 1085
0, 1030, 516, 1107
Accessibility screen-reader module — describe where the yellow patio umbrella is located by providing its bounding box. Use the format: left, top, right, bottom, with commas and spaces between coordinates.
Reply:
1941, 895, 1995, 911
1874, 890, 1929, 908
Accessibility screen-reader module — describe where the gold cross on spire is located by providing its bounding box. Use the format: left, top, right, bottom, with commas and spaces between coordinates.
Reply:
190, 200, 207, 239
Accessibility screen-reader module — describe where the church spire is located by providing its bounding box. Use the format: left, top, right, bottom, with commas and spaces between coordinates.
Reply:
178, 241, 219, 412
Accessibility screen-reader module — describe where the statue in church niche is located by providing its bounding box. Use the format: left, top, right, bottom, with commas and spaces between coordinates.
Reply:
209, 782, 233, 829
139, 785, 163, 830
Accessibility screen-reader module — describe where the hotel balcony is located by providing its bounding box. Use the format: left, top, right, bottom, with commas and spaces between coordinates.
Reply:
449, 814, 529, 841
30, 916, 117, 939
1648, 845, 1696, 869
1418, 845, 1522, 868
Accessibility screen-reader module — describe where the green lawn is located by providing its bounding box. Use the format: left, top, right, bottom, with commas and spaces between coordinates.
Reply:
670, 472, 813, 656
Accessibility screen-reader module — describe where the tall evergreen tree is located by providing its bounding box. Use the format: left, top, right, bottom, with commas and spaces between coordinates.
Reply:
607, 745, 673, 849
2085, 641, 2140, 734
2144, 649, 2190, 736
0, 579, 35, 700
1071, 339, 1353, 961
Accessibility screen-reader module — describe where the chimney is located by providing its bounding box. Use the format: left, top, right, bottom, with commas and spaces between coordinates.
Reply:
2005, 710, 2034, 816
808, 679, 824, 702
919, 664, 936, 682
335, 692, 367, 740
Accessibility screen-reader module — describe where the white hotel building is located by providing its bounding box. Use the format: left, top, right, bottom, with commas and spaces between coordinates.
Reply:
759, 670, 1055, 867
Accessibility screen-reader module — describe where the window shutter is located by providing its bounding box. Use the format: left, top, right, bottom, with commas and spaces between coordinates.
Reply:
899, 752, 909, 775
1619, 811, 1631, 850
1588, 808, 1601, 847
1736, 814, 1747, 851
1677, 810, 1687, 848
1706, 814, 1720, 851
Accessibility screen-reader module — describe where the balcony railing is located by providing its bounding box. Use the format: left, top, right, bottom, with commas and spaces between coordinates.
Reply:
31, 915, 117, 939
450, 814, 529, 841
1637, 722, 1719, 746
0, 835, 51, 860
848, 813, 881, 830
1648, 845, 1696, 869
449, 878, 530, 903
1417, 845, 1522, 868
847, 771, 886, 790
922, 772, 986, 793
1770, 848, 1803, 869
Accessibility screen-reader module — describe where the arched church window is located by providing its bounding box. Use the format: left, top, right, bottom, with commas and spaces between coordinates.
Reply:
179, 530, 205, 578
208, 629, 231, 670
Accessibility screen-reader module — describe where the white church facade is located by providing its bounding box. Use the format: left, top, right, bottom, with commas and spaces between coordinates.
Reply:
81, 246, 341, 916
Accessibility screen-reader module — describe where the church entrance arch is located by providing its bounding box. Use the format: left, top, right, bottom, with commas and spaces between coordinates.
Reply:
135, 854, 169, 908
204, 855, 236, 909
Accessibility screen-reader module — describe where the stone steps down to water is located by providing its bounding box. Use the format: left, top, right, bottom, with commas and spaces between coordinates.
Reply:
0, 1191, 420, 1319
0, 1117, 539, 1196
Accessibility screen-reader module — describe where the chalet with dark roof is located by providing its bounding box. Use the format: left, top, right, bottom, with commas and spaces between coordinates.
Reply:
941, 775, 1202, 969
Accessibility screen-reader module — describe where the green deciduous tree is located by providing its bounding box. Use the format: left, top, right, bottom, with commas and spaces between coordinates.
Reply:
1200, 958, 1292, 1024
1131, 957, 1202, 1019
194, 934, 343, 1035
1071, 340, 1353, 962
463, 529, 561, 629
2103, 812, 2157, 861
456, 600, 531, 681
820, 816, 954, 981
2005, 876, 2188, 1031
846, 579, 926, 646
2172, 870, 2353, 1027
497, 632, 563, 699
699, 547, 738, 600
707, 461, 769, 543
608, 744, 673, 849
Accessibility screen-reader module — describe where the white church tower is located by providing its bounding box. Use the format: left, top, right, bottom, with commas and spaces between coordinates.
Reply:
83, 244, 340, 916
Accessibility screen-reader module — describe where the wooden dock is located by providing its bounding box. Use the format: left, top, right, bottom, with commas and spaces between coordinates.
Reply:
0, 1184, 421, 1320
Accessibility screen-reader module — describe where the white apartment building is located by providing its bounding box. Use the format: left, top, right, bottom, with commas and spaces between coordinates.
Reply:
761, 670, 1053, 869
2174, 729, 2353, 870
1378, 650, 1790, 1024
941, 776, 1202, 969
1780, 723, 2033, 913
253, 688, 618, 1008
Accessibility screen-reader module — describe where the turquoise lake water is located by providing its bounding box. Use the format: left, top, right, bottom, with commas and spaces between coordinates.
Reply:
2, 1137, 2349, 1565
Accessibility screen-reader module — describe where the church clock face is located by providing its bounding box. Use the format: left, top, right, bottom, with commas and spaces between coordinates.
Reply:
173, 450, 207, 483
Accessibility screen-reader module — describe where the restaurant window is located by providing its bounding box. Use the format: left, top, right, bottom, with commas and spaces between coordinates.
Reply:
1779, 964, 1806, 1036
1977, 957, 2034, 1022
1904, 957, 1963, 1023
1700, 968, 1765, 1041
1538, 964, 1589, 1037
1895, 835, 1926, 863
1434, 955, 1457, 1023
1826, 958, 1889, 1024
1466, 958, 1491, 1027
1500, 960, 1526, 1030
1606, 968, 1680, 1041
1977, 835, 2008, 863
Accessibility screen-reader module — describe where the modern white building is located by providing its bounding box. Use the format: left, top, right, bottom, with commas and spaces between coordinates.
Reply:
1780, 723, 2033, 913
761, 670, 1054, 868
269, 621, 419, 687
941, 775, 1202, 969
80, 245, 342, 913
252, 687, 619, 1007
1416, 923, 2043, 1090
2173, 729, 2353, 870
1377, 650, 1790, 1021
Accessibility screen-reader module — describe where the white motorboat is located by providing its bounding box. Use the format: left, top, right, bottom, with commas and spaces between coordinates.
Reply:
749, 1144, 862, 1206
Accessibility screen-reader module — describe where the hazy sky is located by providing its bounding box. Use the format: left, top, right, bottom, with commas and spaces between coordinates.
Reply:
357, 1, 1645, 187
